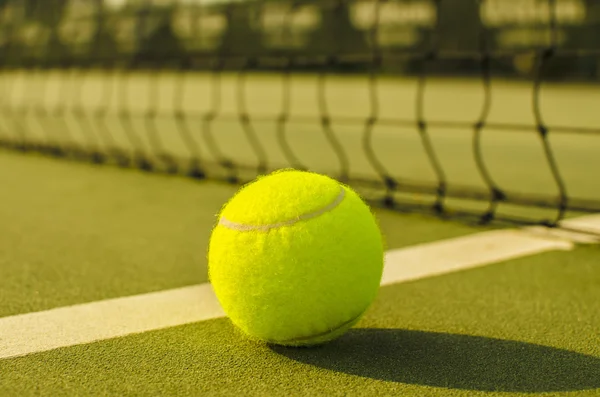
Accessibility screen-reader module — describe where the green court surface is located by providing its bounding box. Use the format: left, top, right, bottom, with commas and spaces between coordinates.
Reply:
1, 150, 599, 396
0, 149, 482, 317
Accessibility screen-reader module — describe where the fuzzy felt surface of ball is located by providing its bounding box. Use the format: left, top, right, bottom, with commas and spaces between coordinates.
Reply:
208, 169, 384, 346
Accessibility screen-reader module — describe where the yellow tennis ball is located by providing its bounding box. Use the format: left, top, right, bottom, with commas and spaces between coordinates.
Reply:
208, 169, 384, 346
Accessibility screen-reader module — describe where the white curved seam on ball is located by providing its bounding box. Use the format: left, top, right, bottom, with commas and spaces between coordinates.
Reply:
219, 186, 346, 232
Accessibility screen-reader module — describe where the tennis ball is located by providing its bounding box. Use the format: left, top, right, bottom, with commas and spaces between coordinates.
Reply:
208, 169, 384, 347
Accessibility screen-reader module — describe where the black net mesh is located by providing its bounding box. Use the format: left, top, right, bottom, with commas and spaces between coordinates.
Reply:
1, 0, 600, 230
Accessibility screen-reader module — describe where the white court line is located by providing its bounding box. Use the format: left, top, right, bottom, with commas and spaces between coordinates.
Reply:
0, 215, 597, 360
561, 213, 600, 234
381, 228, 573, 285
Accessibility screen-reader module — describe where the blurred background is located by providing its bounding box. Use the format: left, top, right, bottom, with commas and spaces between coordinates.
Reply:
2, 0, 600, 77
1, 0, 600, 228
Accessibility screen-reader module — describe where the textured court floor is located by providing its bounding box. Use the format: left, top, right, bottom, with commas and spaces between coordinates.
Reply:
1, 150, 599, 396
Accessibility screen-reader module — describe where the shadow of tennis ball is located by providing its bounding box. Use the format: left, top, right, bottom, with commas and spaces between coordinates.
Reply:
270, 328, 600, 393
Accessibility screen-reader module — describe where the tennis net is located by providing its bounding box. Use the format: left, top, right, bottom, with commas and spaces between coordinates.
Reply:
1, 0, 600, 230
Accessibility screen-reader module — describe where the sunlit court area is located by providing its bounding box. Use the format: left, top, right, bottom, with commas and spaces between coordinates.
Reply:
1, 0, 600, 396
